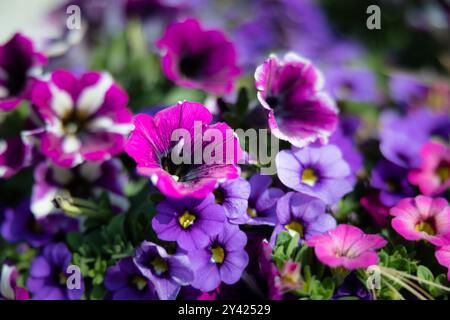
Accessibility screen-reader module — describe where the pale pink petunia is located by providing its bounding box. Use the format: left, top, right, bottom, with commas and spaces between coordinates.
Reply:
307, 224, 387, 270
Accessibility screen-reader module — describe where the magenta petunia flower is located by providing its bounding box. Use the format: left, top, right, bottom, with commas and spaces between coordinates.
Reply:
276, 144, 352, 204
307, 224, 387, 270
255, 52, 338, 148
390, 195, 450, 246
0, 33, 46, 111
156, 18, 240, 95
435, 245, 450, 281
408, 141, 450, 196
31, 70, 133, 167
0, 136, 32, 179
125, 101, 243, 199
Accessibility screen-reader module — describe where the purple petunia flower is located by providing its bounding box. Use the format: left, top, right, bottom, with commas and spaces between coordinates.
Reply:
271, 192, 336, 246
0, 201, 77, 248
152, 194, 226, 251
276, 144, 352, 204
389, 72, 429, 108
188, 223, 249, 292
370, 159, 414, 207
0, 33, 46, 111
125, 102, 243, 199
255, 52, 339, 148
30, 70, 133, 167
30, 159, 129, 219
134, 241, 193, 300
105, 257, 157, 300
213, 177, 250, 222
0, 264, 29, 300
0, 136, 32, 179
27, 243, 84, 300
156, 18, 240, 95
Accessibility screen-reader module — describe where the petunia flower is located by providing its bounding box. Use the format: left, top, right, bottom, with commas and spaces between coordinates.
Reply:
105, 257, 157, 300
27, 243, 84, 300
133, 241, 194, 300
390, 195, 450, 246
271, 192, 336, 245
0, 136, 32, 179
408, 141, 450, 196
389, 72, 429, 109
31, 159, 129, 219
360, 192, 391, 227
152, 194, 226, 251
276, 144, 352, 204
156, 18, 240, 95
0, 264, 29, 300
125, 101, 242, 199
31, 70, 133, 167
188, 223, 249, 292
307, 224, 387, 270
0, 200, 77, 248
255, 52, 338, 148
0, 33, 46, 111
435, 245, 450, 281
213, 177, 250, 222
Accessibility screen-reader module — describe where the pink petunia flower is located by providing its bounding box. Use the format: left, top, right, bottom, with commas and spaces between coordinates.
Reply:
125, 101, 242, 199
307, 224, 387, 270
390, 195, 450, 246
156, 18, 240, 95
408, 141, 450, 196
435, 245, 450, 281
30, 70, 133, 167
255, 52, 338, 148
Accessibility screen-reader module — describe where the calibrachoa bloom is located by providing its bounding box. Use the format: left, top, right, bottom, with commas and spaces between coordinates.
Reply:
0, 264, 29, 300
255, 52, 338, 148
390, 195, 450, 246
157, 18, 240, 95
307, 224, 387, 270
0, 33, 46, 111
213, 177, 250, 222
0, 136, 31, 179
360, 192, 390, 227
188, 223, 249, 292
27, 243, 84, 300
408, 141, 450, 196
134, 241, 193, 300
125, 101, 242, 199
271, 192, 336, 245
153, 194, 226, 250
31, 70, 133, 167
276, 144, 352, 204
105, 257, 156, 300
435, 245, 450, 281
31, 159, 129, 219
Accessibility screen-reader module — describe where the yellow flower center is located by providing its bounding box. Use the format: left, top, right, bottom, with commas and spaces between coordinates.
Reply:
151, 256, 168, 275
247, 207, 257, 218
301, 168, 318, 186
213, 188, 224, 204
179, 211, 196, 229
131, 275, 147, 291
210, 246, 225, 264
436, 163, 450, 183
285, 220, 304, 238
415, 220, 436, 236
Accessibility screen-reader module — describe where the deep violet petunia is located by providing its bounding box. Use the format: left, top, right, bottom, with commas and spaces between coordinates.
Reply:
389, 72, 429, 109
152, 194, 226, 251
133, 241, 193, 300
0, 264, 29, 300
213, 177, 250, 222
156, 17, 240, 95
104, 257, 157, 300
390, 195, 450, 246
188, 223, 249, 292
30, 70, 133, 167
31, 159, 129, 219
360, 192, 391, 227
0, 33, 46, 111
0, 200, 77, 248
435, 245, 450, 281
370, 159, 414, 207
27, 243, 84, 300
408, 141, 450, 196
271, 192, 336, 245
255, 52, 339, 148
125, 101, 243, 199
307, 224, 387, 270
0, 136, 32, 179
276, 144, 352, 204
